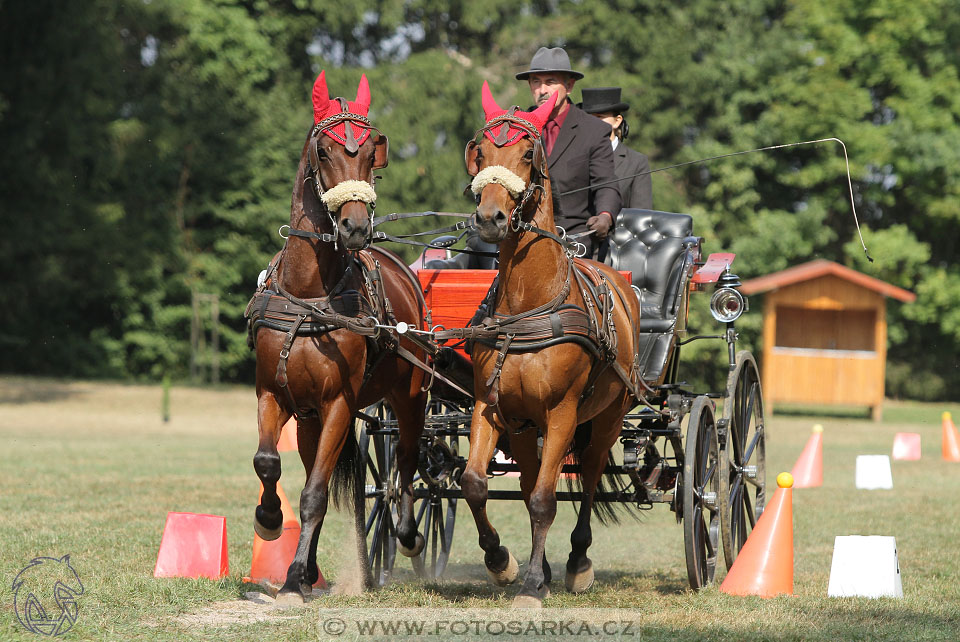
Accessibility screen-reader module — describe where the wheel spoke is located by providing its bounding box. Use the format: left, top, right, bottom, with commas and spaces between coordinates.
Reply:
415, 494, 428, 526
741, 485, 756, 528
702, 460, 717, 490
365, 497, 382, 534
742, 426, 762, 465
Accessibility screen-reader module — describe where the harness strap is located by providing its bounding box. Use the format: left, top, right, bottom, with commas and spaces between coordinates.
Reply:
484, 333, 514, 406
276, 314, 307, 415
371, 211, 471, 227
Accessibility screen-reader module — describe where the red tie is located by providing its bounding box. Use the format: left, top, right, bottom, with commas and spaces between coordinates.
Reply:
544, 120, 559, 156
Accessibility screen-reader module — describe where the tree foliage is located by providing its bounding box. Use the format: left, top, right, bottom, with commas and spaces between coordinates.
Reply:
1, 0, 956, 398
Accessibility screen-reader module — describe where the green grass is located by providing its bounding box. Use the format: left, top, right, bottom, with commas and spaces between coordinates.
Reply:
1, 377, 959, 640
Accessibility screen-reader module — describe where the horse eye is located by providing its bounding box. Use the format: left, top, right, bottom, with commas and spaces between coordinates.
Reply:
523, 149, 534, 161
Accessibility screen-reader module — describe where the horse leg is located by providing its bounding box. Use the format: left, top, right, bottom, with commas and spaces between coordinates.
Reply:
276, 397, 353, 603
513, 407, 577, 608
510, 428, 551, 586
253, 393, 290, 541
391, 392, 428, 557
462, 401, 518, 586
566, 402, 625, 593
296, 417, 323, 587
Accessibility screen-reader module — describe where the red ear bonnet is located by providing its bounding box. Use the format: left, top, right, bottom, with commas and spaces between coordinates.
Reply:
481, 82, 558, 146
312, 70, 330, 122
311, 70, 372, 147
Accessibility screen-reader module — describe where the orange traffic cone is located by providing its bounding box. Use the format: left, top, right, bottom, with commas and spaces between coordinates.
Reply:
243, 482, 327, 588
943, 412, 960, 462
277, 417, 298, 452
790, 425, 823, 488
720, 472, 794, 598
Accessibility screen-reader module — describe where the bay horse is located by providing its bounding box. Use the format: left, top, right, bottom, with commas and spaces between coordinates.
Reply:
246, 71, 428, 603
459, 84, 643, 607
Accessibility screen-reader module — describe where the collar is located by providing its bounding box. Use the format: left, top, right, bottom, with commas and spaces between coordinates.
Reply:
611, 137, 620, 151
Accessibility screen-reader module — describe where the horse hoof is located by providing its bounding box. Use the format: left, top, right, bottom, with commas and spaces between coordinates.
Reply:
564, 558, 594, 593
486, 549, 519, 587
511, 585, 548, 608
274, 590, 305, 607
398, 533, 425, 558
254, 517, 283, 542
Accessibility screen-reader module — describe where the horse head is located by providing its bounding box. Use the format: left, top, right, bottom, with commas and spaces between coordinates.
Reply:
307, 71, 389, 251
465, 82, 556, 243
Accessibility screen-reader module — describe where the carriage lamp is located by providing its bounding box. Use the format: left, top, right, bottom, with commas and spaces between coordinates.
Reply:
710, 287, 746, 323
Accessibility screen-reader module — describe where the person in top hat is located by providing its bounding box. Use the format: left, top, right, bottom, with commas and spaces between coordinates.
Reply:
517, 47, 621, 256
579, 87, 653, 212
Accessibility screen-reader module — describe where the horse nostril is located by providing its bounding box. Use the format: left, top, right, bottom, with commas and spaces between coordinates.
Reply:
494, 210, 507, 224
340, 218, 355, 234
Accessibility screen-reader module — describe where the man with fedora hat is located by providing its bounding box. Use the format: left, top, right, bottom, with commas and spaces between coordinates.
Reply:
580, 86, 653, 212
517, 47, 621, 256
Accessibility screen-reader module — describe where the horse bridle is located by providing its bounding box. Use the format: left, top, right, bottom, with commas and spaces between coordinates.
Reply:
472, 110, 548, 225
470, 111, 587, 258
302, 99, 387, 249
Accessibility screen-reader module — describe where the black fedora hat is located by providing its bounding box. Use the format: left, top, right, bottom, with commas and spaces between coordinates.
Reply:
579, 87, 629, 114
515, 47, 584, 80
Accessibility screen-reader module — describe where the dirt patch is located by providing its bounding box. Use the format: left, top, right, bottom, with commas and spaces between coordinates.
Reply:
168, 592, 304, 628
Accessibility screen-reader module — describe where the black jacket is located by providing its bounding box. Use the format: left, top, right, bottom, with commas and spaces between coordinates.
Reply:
546, 103, 621, 241
613, 143, 653, 210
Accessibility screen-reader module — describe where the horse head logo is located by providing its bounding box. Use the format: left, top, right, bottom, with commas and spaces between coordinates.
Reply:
12, 555, 84, 637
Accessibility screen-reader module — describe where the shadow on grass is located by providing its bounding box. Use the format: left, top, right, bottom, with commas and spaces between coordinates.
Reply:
772, 405, 872, 420
0, 378, 82, 404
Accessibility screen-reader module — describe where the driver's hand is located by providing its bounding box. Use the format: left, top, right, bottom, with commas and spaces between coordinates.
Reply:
586, 212, 613, 239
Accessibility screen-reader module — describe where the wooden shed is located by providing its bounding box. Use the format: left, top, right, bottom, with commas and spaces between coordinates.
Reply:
740, 259, 915, 420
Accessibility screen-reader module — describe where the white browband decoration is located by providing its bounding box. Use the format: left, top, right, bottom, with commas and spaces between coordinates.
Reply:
320, 180, 377, 210
471, 165, 526, 198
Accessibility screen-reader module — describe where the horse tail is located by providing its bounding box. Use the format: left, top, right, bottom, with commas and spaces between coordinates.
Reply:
565, 420, 642, 526
330, 424, 362, 511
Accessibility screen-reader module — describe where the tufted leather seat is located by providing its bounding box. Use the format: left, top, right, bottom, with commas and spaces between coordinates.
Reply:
604, 209, 697, 380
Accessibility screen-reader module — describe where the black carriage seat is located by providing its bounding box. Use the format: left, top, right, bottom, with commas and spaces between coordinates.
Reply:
604, 209, 698, 380
424, 231, 498, 270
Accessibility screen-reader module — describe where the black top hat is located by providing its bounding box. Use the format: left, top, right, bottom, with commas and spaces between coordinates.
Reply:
515, 47, 584, 80
579, 87, 630, 114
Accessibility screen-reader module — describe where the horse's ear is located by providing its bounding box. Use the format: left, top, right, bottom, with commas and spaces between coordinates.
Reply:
356, 73, 371, 110
464, 140, 481, 177
529, 91, 558, 129
481, 81, 501, 121
373, 134, 389, 169
312, 71, 330, 122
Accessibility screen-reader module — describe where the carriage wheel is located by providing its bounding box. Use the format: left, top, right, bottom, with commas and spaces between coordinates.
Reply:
719, 350, 767, 570
358, 404, 398, 587
409, 400, 462, 580
682, 395, 721, 589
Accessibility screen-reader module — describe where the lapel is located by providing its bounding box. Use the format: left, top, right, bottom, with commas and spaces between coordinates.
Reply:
548, 103, 579, 164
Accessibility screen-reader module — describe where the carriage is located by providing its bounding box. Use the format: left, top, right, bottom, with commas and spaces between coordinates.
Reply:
357, 207, 767, 591
249, 72, 766, 603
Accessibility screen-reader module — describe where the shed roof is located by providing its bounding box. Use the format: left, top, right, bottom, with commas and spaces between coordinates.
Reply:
740, 259, 916, 302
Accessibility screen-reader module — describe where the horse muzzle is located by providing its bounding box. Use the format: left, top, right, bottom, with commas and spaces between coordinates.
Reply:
338, 202, 372, 250
475, 203, 508, 243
